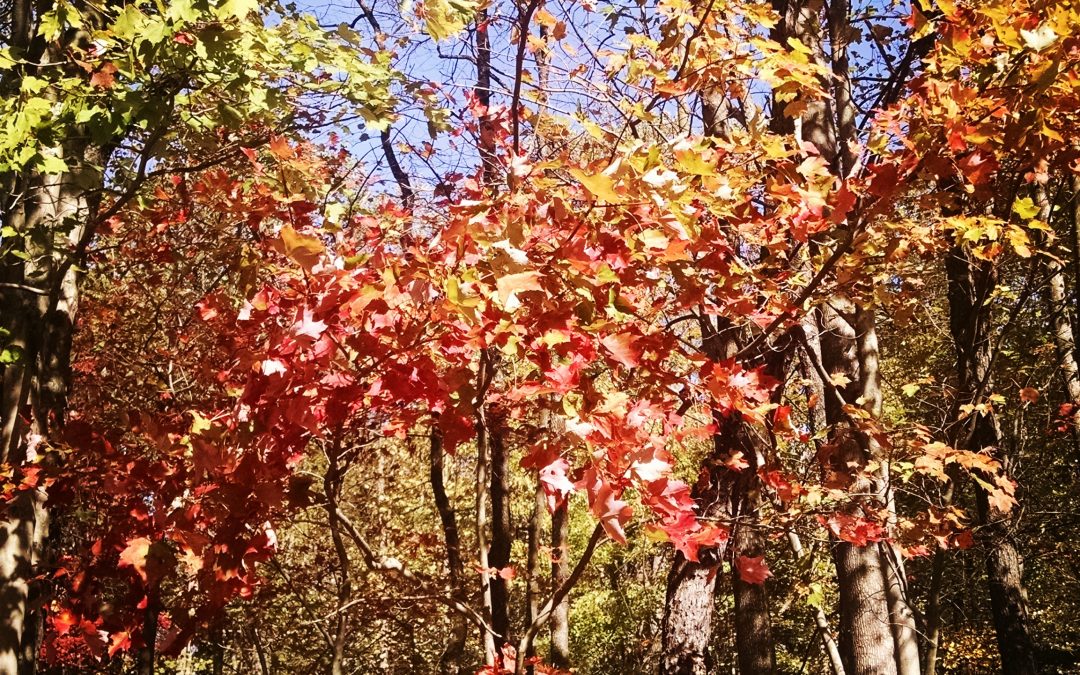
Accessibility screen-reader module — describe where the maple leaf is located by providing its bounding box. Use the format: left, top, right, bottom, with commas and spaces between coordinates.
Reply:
295, 308, 328, 340
496, 271, 544, 306
538, 458, 575, 512
586, 475, 632, 545
601, 332, 642, 368
108, 631, 132, 658
723, 451, 750, 471
734, 555, 772, 585
50, 610, 78, 636
261, 359, 287, 376
118, 537, 152, 581
569, 167, 623, 203
630, 457, 669, 482
90, 62, 118, 89
268, 135, 296, 160
279, 225, 325, 271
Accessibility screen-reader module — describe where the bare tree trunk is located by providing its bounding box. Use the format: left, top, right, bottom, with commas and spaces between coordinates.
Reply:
323, 442, 351, 675
210, 621, 226, 675
524, 478, 543, 673
0, 146, 104, 675
772, 0, 905, 669
856, 310, 921, 675
923, 548, 947, 675
430, 424, 469, 674
659, 548, 722, 675
1042, 183, 1080, 415
816, 302, 899, 675
249, 626, 270, 675
943, 247, 1037, 675
549, 501, 570, 670
474, 354, 498, 665
489, 426, 513, 650
732, 501, 775, 675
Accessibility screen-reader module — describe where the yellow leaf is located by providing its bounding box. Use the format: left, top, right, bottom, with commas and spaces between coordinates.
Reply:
280, 225, 325, 271
215, 0, 258, 20
569, 168, 623, 203
1012, 197, 1041, 220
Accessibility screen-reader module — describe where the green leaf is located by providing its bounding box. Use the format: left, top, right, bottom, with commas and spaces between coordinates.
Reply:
39, 154, 68, 174
420, 0, 478, 42
216, 0, 259, 20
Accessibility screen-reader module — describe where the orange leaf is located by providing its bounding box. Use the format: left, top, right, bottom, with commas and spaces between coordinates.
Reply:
280, 225, 325, 271
496, 271, 544, 305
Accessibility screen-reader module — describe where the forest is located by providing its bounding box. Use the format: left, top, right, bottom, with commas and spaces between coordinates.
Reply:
1, 0, 1079, 673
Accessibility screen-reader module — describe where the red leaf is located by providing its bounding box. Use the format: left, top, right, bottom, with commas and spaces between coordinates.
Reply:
50, 610, 77, 636
735, 555, 772, 585
601, 332, 642, 368
108, 631, 131, 657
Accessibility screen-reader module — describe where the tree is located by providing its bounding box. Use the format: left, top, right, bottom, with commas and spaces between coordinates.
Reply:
7, 0, 1080, 673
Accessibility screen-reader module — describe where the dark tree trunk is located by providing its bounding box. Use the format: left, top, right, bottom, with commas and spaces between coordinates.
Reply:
136, 587, 159, 675
732, 503, 775, 675
429, 424, 468, 675
943, 247, 1037, 675
489, 427, 513, 650
524, 478, 543, 673
661, 323, 778, 675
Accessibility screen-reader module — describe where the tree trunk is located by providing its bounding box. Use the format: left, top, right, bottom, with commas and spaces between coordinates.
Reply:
768, 0, 903, 662
549, 500, 570, 670
732, 503, 775, 675
489, 425, 513, 650
0, 142, 104, 675
430, 424, 468, 674
323, 442, 352, 675
1042, 184, 1080, 428
943, 246, 1037, 675
136, 586, 160, 675
524, 478, 543, 673
661, 323, 778, 675
857, 311, 921, 675
817, 302, 899, 675
210, 621, 226, 675
659, 549, 722, 675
